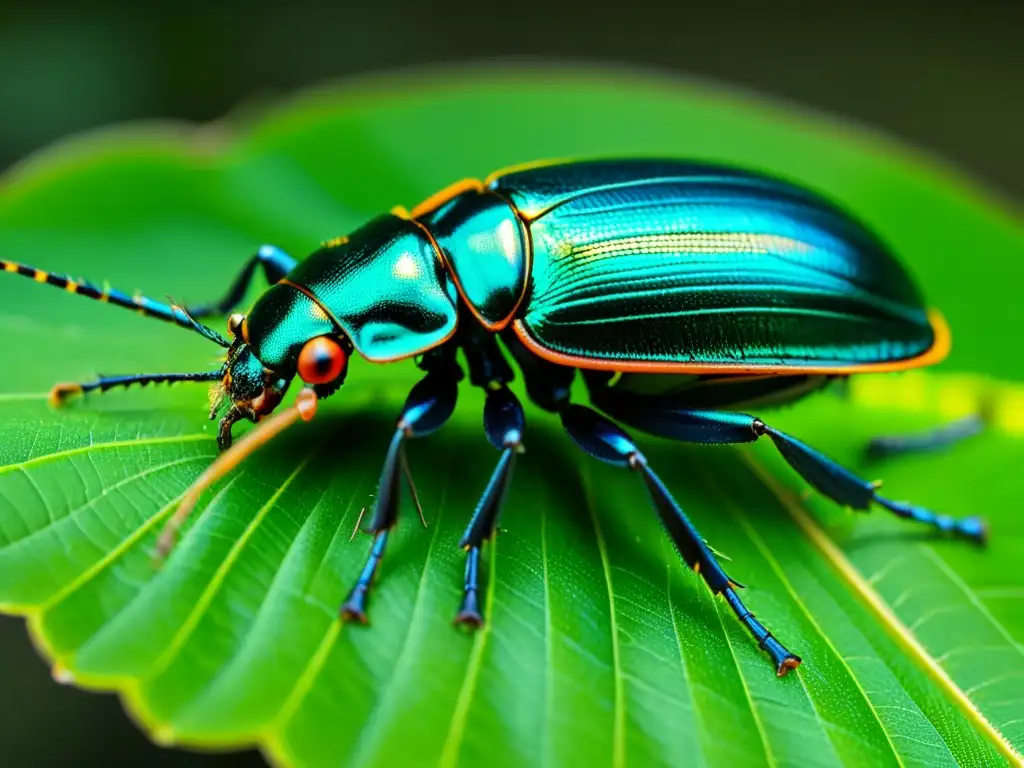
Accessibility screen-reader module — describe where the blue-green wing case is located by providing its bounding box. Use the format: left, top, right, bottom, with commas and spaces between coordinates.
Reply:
490, 159, 940, 371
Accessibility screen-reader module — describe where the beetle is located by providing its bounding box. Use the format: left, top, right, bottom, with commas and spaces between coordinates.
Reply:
1, 158, 987, 676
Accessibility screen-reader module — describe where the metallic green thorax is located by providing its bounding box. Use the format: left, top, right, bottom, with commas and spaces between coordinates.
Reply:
250, 215, 460, 365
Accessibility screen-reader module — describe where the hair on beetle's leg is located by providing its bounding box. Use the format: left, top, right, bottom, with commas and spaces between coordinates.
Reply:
48, 370, 224, 407
560, 404, 801, 676
454, 385, 525, 627
591, 387, 988, 545
340, 360, 461, 623
183, 245, 297, 319
400, 450, 427, 529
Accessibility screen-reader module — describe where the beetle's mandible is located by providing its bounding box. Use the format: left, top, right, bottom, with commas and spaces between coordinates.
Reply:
2, 158, 987, 676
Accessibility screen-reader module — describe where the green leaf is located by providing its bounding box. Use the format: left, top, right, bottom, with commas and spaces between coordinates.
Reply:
1, 66, 1022, 767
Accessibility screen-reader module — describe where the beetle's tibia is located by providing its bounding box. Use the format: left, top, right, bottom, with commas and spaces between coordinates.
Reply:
722, 586, 802, 677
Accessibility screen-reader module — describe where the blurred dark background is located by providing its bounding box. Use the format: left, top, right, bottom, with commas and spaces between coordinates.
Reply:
0, 1, 1020, 765
2, 1, 1022, 199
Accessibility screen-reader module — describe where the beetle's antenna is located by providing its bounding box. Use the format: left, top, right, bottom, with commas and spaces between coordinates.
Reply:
0, 259, 230, 348
152, 388, 319, 563
50, 369, 226, 407
166, 296, 233, 347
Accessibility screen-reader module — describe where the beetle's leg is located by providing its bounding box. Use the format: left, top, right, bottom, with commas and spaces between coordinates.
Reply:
591, 386, 987, 544
449, 325, 528, 625
340, 357, 461, 623
184, 245, 297, 319
866, 413, 986, 460
454, 385, 525, 626
49, 370, 224, 406
561, 404, 802, 677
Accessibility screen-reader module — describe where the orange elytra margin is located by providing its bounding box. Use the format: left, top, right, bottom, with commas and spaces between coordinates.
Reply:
511, 308, 952, 376
407, 157, 570, 221
482, 157, 567, 187
409, 178, 486, 219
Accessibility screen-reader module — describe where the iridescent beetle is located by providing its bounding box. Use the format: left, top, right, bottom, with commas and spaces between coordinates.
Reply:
1, 159, 987, 676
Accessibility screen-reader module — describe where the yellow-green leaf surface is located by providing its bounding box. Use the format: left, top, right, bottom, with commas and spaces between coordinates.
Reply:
0, 66, 1022, 767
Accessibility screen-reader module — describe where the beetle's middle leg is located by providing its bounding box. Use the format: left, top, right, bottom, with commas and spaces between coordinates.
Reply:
454, 328, 526, 626
590, 384, 988, 544
339, 353, 461, 622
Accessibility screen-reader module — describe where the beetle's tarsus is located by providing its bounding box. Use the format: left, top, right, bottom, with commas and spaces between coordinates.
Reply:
722, 585, 802, 675
340, 529, 390, 623
454, 546, 486, 626
874, 497, 988, 545
453, 594, 484, 629
339, 587, 370, 624
775, 652, 803, 677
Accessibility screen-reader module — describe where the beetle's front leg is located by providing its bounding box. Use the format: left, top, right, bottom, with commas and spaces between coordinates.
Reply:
340, 359, 461, 622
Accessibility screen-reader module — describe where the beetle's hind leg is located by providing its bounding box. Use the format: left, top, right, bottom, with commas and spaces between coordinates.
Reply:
592, 387, 987, 545
184, 245, 296, 319
832, 376, 988, 461
339, 354, 461, 623
560, 404, 801, 676
865, 413, 986, 460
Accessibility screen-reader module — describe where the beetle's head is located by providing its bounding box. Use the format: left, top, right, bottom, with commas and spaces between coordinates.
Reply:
210, 306, 351, 449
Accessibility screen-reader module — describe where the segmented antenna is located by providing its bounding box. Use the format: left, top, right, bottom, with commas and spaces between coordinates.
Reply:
1, 259, 231, 347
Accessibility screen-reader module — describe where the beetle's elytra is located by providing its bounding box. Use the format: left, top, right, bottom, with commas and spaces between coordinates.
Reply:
1, 158, 987, 677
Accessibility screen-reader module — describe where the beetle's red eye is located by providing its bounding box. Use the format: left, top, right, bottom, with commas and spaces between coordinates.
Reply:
297, 336, 347, 384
